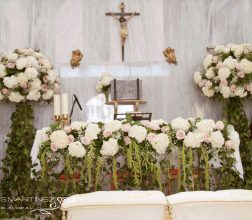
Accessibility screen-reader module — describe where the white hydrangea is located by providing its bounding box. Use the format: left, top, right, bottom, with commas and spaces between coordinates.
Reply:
50, 130, 68, 149
184, 132, 203, 148
7, 53, 18, 61
3, 75, 18, 88
0, 64, 6, 78
223, 56, 237, 69
85, 123, 101, 141
193, 71, 202, 84
218, 67, 231, 80
205, 67, 215, 79
47, 70, 58, 83
104, 120, 122, 132
170, 117, 190, 131
220, 86, 231, 98
147, 120, 162, 130
210, 131, 224, 148
26, 56, 38, 67
231, 45, 244, 58
240, 59, 252, 74
25, 67, 38, 79
150, 133, 170, 155
16, 58, 27, 70
32, 52, 44, 59
128, 125, 147, 143
68, 141, 86, 158
27, 90, 41, 101
42, 89, 54, 100
17, 72, 29, 84
29, 79, 41, 90
234, 87, 247, 98
214, 45, 225, 54
8, 92, 24, 103
202, 87, 214, 97
203, 54, 213, 70
196, 119, 216, 133
71, 121, 87, 131
100, 138, 119, 156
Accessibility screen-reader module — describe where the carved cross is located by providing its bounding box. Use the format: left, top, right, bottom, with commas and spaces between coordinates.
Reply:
106, 2, 140, 61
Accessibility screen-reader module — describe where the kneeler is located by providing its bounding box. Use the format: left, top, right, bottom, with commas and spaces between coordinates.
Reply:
61, 191, 169, 220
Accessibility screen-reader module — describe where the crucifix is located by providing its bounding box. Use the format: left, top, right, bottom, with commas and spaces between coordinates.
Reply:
106, 2, 140, 61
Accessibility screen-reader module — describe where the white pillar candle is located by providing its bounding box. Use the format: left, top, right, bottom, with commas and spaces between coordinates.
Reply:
53, 94, 61, 115
61, 93, 69, 115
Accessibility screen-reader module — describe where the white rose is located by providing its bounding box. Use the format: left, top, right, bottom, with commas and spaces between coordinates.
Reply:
223, 56, 237, 69
85, 123, 101, 141
128, 125, 147, 143
50, 130, 68, 149
0, 64, 7, 78
151, 133, 170, 155
205, 67, 215, 79
27, 90, 41, 101
170, 117, 190, 131
29, 79, 41, 90
68, 141, 86, 158
203, 54, 213, 70
104, 120, 122, 132
8, 92, 24, 103
100, 138, 119, 157
210, 131, 224, 148
42, 89, 54, 100
7, 53, 18, 61
184, 132, 203, 148
202, 87, 214, 97
220, 86, 231, 98
218, 67, 231, 80
71, 121, 87, 131
16, 58, 27, 70
193, 71, 202, 84
3, 75, 18, 88
17, 72, 29, 84
25, 67, 38, 79
240, 59, 252, 74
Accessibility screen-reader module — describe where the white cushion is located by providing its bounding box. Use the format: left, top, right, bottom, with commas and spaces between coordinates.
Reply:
166, 189, 252, 205
62, 190, 167, 209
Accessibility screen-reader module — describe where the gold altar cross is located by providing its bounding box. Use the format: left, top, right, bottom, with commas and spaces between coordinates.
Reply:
106, 2, 140, 61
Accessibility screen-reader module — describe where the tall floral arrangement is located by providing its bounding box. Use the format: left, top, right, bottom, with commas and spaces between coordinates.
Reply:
194, 43, 252, 188
36, 117, 241, 197
0, 48, 60, 103
96, 73, 113, 101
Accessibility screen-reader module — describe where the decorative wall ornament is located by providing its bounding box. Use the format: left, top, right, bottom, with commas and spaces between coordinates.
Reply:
70, 50, 83, 69
163, 47, 177, 65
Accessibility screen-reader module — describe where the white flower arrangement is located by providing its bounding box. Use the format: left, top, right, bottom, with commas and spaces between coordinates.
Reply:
0, 48, 60, 103
96, 73, 113, 100
194, 43, 252, 99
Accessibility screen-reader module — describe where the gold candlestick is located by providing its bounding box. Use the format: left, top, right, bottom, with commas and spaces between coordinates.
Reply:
62, 114, 70, 126
54, 115, 61, 122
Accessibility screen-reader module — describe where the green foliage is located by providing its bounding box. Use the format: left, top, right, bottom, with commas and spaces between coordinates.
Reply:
224, 98, 252, 188
0, 102, 36, 217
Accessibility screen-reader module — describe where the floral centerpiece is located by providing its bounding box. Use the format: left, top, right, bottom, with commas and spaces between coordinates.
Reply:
193, 43, 252, 188
36, 117, 241, 195
0, 48, 60, 103
96, 73, 113, 101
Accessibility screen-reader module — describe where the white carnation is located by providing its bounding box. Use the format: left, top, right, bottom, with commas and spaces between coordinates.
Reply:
240, 59, 252, 74
151, 133, 170, 155
104, 120, 122, 132
85, 123, 101, 141
210, 131, 224, 148
128, 125, 147, 143
184, 132, 203, 148
68, 141, 86, 158
27, 90, 41, 101
223, 56, 237, 69
220, 86, 231, 98
170, 117, 190, 131
50, 130, 68, 149
71, 121, 87, 131
8, 92, 24, 103
193, 71, 202, 84
42, 89, 54, 100
218, 67, 231, 80
203, 54, 213, 70
0, 64, 7, 78
100, 138, 119, 156
25, 67, 38, 79
16, 58, 27, 70
3, 75, 18, 88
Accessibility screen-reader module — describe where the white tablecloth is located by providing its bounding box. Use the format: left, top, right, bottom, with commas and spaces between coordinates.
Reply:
166, 190, 252, 220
